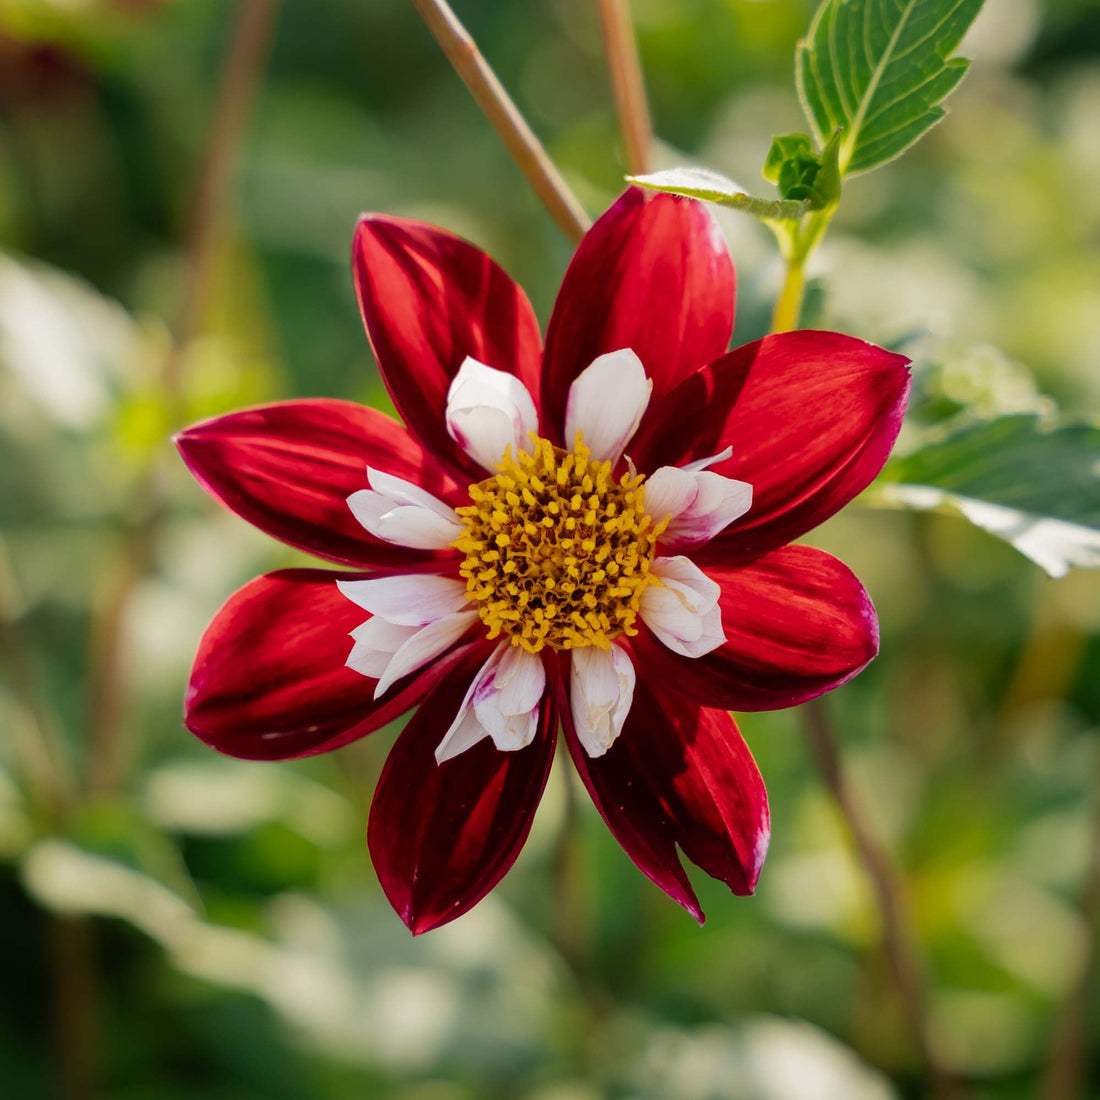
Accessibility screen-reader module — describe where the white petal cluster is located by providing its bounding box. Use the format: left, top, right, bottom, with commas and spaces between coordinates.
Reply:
644, 464, 752, 549
445, 357, 539, 472
338, 574, 475, 698
563, 349, 652, 461
435, 643, 546, 763
639, 556, 725, 658
348, 468, 463, 549
569, 643, 636, 757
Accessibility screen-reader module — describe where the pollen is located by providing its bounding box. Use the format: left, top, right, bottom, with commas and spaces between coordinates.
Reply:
453, 436, 667, 653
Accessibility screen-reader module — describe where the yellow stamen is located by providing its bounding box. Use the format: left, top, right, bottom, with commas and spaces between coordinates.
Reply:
452, 435, 668, 653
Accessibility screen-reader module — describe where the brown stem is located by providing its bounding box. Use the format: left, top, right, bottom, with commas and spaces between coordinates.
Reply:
1040, 773, 1100, 1100
802, 698, 965, 1099
163, 0, 281, 395
595, 0, 653, 175
52, 916, 100, 1100
84, 0, 279, 799
408, 0, 591, 244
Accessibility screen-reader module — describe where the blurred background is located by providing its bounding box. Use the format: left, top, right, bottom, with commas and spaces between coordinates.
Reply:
1, 0, 1099, 1097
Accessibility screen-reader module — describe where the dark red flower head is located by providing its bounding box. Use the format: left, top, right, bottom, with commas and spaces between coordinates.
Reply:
176, 189, 910, 932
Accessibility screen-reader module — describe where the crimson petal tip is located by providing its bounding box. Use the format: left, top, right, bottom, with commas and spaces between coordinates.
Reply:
352, 213, 543, 483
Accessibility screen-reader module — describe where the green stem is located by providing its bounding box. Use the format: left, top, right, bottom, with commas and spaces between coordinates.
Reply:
770, 255, 806, 334
769, 204, 836, 333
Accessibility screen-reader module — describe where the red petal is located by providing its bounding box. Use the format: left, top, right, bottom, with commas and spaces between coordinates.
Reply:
353, 215, 543, 481
369, 649, 556, 934
632, 331, 911, 559
185, 569, 462, 760
540, 189, 735, 445
176, 400, 464, 571
565, 677, 769, 920
633, 545, 879, 711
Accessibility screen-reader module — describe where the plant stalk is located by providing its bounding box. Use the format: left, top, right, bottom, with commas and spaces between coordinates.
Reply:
768, 203, 837, 332
770, 255, 806, 334
163, 0, 281, 399
408, 0, 591, 244
595, 0, 653, 175
802, 698, 964, 1098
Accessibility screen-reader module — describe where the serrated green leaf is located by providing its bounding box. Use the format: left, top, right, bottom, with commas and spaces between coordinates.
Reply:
796, 0, 983, 175
627, 168, 810, 220
876, 415, 1100, 576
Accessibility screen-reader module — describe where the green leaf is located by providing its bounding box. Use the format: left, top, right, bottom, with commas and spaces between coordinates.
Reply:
814, 128, 844, 207
877, 415, 1100, 576
627, 168, 810, 220
795, 0, 984, 175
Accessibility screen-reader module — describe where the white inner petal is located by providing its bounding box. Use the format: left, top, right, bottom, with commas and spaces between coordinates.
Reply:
337, 573, 469, 625
347, 489, 390, 533
570, 643, 636, 758
653, 555, 722, 604
448, 406, 520, 472
435, 642, 545, 762
682, 445, 734, 472
485, 643, 546, 718
563, 348, 652, 463
348, 471, 462, 550
445, 356, 539, 471
347, 618, 419, 679
351, 616, 419, 650
372, 609, 479, 698
639, 555, 726, 659
642, 465, 698, 522
366, 468, 459, 519
645, 465, 752, 550
435, 705, 489, 763
347, 634, 413, 679
374, 505, 464, 549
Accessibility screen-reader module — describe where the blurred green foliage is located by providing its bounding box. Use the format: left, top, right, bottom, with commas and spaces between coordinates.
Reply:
1, 0, 1100, 1098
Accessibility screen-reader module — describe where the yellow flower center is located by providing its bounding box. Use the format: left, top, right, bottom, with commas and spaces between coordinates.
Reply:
452, 436, 667, 653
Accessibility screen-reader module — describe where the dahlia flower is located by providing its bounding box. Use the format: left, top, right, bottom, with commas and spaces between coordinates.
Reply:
176, 189, 910, 932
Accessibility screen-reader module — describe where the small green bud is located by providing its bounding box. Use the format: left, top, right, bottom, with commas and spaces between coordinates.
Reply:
763, 134, 816, 186
762, 130, 843, 210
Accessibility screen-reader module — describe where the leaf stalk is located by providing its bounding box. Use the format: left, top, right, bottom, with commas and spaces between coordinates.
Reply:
801, 699, 967, 1099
